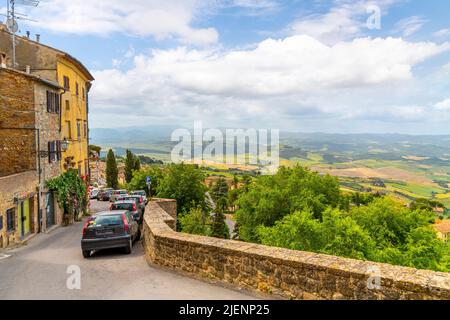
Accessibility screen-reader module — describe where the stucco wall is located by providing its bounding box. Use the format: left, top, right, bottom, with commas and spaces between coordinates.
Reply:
143, 199, 450, 300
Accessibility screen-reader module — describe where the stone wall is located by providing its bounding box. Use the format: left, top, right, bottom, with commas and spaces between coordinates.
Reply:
143, 199, 450, 300
0, 68, 36, 177
0, 171, 38, 248
0, 28, 58, 81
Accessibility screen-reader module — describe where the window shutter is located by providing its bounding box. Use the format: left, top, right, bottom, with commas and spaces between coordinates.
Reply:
55, 93, 60, 114
48, 141, 52, 163
46, 91, 51, 112
57, 141, 61, 161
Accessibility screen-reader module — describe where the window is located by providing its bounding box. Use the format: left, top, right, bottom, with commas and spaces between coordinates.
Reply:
77, 120, 81, 140
47, 141, 62, 163
6, 209, 15, 232
46, 91, 60, 113
0, 214, 3, 231
65, 100, 70, 111
65, 121, 72, 139
83, 121, 87, 138
76, 82, 79, 96
78, 163, 82, 176
82, 87, 85, 101
63, 76, 70, 91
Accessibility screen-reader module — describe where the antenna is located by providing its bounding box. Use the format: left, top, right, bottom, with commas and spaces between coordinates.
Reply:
5, 0, 40, 68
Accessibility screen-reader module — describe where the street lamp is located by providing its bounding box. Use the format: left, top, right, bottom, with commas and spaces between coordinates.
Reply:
61, 139, 69, 152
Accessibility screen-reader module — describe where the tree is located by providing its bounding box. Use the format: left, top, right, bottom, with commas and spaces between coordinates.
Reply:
232, 174, 239, 189
133, 155, 141, 171
127, 166, 163, 195
228, 188, 240, 212
124, 149, 135, 184
106, 149, 118, 189
235, 165, 341, 242
157, 163, 209, 230
211, 211, 230, 239
89, 144, 101, 157
410, 198, 445, 212
210, 177, 229, 212
179, 206, 211, 236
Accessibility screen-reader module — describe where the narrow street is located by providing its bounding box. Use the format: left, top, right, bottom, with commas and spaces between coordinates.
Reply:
0, 200, 257, 300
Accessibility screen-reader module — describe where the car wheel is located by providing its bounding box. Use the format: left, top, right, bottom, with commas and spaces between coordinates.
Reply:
124, 240, 132, 254
82, 250, 91, 258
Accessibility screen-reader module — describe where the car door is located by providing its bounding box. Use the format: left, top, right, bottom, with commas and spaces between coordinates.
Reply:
126, 211, 138, 240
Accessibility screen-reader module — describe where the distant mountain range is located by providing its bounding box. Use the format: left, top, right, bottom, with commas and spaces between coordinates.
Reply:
91, 126, 450, 159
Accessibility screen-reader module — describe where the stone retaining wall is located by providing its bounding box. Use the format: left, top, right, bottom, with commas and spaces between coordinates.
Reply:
143, 199, 450, 300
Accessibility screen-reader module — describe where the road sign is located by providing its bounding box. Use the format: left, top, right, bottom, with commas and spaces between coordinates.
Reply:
146, 176, 152, 184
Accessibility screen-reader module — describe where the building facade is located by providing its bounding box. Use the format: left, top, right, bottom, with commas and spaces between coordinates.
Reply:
0, 66, 63, 248
0, 24, 94, 179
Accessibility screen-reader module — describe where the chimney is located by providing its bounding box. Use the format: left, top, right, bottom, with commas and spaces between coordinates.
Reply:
25, 65, 31, 74
26, 31, 30, 39
36, 34, 40, 43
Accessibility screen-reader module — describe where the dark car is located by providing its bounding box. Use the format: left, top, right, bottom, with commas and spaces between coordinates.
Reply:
97, 188, 113, 201
131, 190, 148, 204
81, 210, 139, 258
111, 200, 143, 224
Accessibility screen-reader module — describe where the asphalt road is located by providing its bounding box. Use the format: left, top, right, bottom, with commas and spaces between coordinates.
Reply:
0, 200, 257, 300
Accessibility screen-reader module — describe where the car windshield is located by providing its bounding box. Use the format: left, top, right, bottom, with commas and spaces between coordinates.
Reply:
89, 215, 123, 227
112, 203, 133, 211
134, 191, 145, 196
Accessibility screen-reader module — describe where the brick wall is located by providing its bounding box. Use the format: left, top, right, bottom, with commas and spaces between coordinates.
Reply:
0, 68, 36, 177
143, 199, 450, 300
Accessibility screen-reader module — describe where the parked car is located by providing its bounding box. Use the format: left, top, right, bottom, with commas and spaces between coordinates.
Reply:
81, 210, 140, 258
90, 188, 99, 199
118, 195, 145, 214
97, 188, 113, 201
110, 189, 128, 202
112, 199, 143, 223
132, 190, 148, 204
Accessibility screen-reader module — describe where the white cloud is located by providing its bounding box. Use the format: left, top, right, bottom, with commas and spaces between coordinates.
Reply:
394, 16, 427, 37
435, 98, 450, 110
287, 0, 400, 44
89, 35, 450, 130
28, 0, 218, 46
433, 29, 450, 39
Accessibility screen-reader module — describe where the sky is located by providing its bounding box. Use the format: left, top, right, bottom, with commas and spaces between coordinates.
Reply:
2, 0, 450, 134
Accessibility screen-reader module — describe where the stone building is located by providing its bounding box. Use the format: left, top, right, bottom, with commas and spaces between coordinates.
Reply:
0, 23, 94, 179
0, 66, 63, 248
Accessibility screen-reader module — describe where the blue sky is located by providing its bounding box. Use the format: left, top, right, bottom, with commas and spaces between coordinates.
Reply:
3, 0, 450, 134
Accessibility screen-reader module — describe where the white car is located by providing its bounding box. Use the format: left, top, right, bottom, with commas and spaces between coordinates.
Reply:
89, 188, 99, 199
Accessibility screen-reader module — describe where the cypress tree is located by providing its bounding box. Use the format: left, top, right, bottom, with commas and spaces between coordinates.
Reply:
133, 155, 141, 171
106, 149, 118, 189
210, 205, 230, 239
124, 149, 134, 183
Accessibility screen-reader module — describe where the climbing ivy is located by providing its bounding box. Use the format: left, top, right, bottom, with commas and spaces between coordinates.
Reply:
46, 170, 88, 223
